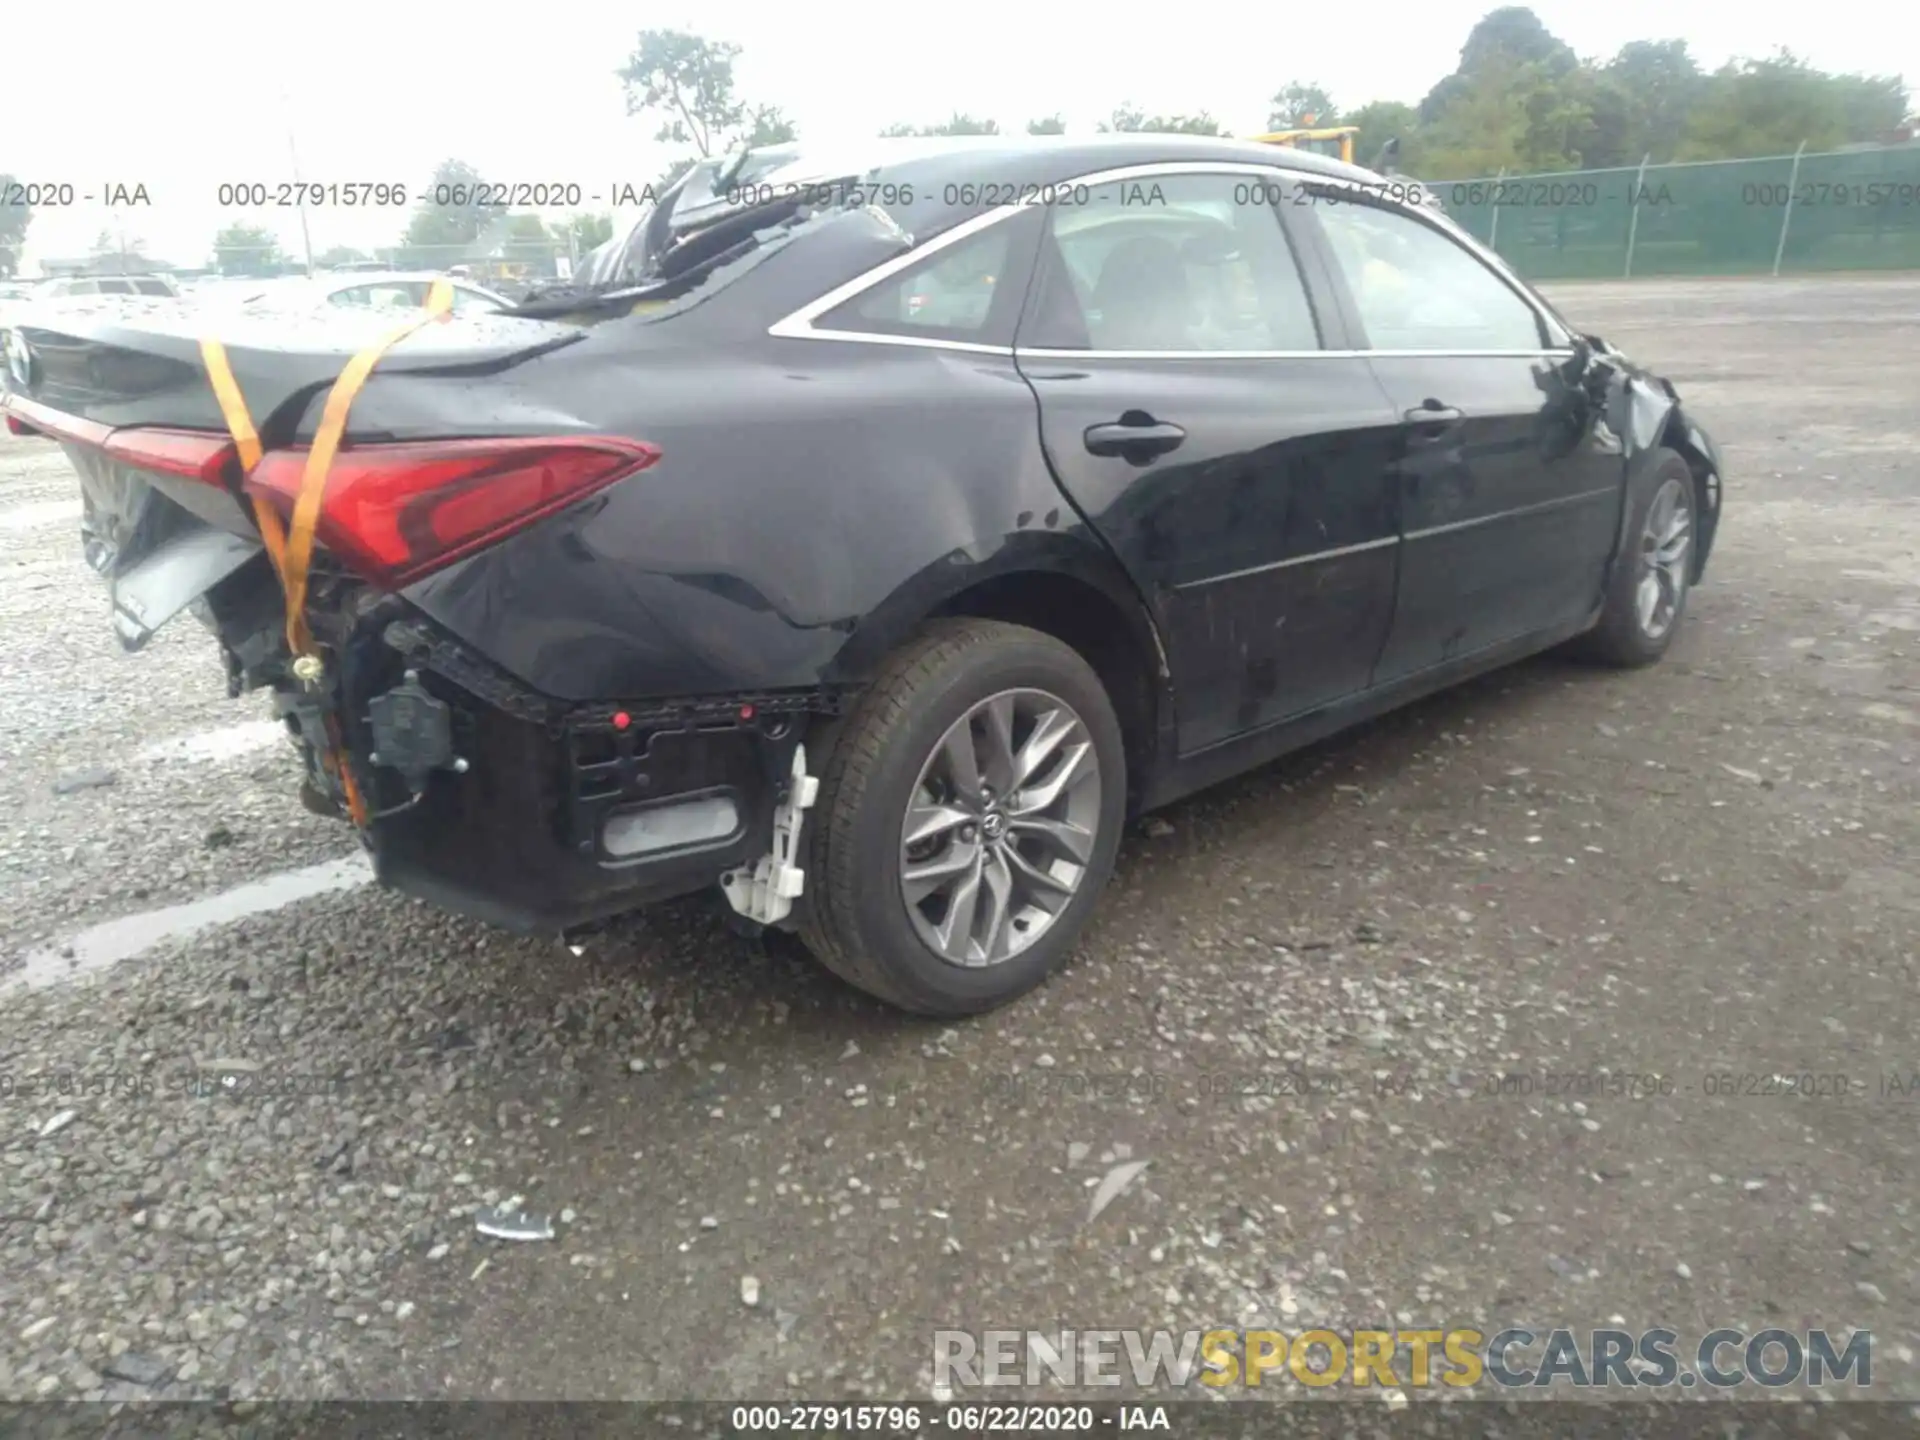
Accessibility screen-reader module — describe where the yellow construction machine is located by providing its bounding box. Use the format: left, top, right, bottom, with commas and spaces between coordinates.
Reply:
1252, 120, 1362, 166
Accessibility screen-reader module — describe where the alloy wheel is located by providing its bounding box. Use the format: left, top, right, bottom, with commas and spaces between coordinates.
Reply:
1636, 476, 1693, 641
898, 688, 1104, 967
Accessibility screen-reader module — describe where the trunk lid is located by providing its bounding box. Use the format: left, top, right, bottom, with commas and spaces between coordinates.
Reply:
3, 296, 585, 648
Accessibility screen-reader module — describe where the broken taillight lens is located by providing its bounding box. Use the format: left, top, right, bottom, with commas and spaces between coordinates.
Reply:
244, 436, 661, 588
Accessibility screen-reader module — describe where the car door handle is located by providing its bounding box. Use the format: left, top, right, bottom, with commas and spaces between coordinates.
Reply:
1403, 402, 1464, 443
1084, 418, 1187, 460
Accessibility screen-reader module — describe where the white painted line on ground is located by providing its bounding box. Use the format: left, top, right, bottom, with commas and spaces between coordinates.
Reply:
6, 854, 373, 991
137, 719, 286, 764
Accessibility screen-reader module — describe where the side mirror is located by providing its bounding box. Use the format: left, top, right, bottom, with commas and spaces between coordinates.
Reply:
1372, 137, 1401, 172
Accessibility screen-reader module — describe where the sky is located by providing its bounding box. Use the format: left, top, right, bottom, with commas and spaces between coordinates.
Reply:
5, 0, 1915, 273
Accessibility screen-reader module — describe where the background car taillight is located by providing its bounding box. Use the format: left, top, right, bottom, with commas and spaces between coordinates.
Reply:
244, 436, 661, 588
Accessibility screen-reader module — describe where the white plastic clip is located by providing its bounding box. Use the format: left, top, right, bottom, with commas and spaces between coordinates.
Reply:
720, 744, 819, 926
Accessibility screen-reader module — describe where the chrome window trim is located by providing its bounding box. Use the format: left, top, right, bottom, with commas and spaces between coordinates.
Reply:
768, 157, 1577, 356
1020, 347, 1575, 361
770, 160, 1316, 349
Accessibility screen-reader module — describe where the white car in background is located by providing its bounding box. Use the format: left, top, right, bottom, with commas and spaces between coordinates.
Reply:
199, 271, 510, 314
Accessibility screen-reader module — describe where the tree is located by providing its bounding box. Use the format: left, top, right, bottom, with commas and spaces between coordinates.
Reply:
1457, 6, 1577, 78
1420, 6, 1578, 124
399, 159, 492, 267
618, 30, 746, 157
0, 177, 29, 279
555, 213, 615, 255
1343, 100, 1422, 171
1027, 114, 1067, 135
653, 156, 699, 193
745, 105, 798, 146
1679, 51, 1850, 159
1410, 9, 1598, 177
1602, 40, 1706, 163
1099, 104, 1227, 136
500, 212, 556, 267
1830, 72, 1911, 142
1268, 83, 1339, 130
315, 245, 371, 268
212, 223, 285, 276
881, 113, 1001, 136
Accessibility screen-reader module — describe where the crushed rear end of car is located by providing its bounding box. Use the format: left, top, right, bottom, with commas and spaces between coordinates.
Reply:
0, 266, 860, 936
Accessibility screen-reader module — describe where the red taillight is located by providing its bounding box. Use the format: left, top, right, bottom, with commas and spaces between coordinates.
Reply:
244, 436, 660, 587
4, 414, 38, 437
101, 427, 237, 485
2, 395, 113, 447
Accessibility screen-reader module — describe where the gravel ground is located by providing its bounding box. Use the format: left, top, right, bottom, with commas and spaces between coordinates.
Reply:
1, 274, 1916, 1406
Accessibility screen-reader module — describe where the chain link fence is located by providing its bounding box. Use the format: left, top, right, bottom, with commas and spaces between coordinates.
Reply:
1439, 142, 1920, 280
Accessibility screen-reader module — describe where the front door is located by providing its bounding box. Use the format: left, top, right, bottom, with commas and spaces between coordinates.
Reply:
1015, 166, 1404, 754
1295, 190, 1622, 683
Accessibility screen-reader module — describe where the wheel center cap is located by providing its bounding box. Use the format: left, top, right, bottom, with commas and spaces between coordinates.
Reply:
980, 811, 1007, 841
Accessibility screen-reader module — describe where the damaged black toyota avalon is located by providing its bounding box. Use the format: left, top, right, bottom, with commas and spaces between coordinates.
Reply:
2, 134, 1722, 1017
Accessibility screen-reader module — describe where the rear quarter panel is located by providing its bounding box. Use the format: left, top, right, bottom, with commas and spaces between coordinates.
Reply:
398, 333, 1120, 702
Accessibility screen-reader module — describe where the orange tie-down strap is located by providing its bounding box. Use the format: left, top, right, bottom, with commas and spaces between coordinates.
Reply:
198, 278, 456, 826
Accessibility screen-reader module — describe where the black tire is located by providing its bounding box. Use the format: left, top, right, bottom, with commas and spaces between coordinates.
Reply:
798, 618, 1127, 1017
1577, 448, 1698, 667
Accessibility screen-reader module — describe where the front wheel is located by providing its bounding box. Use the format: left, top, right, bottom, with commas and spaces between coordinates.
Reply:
1578, 449, 1698, 667
799, 619, 1127, 1017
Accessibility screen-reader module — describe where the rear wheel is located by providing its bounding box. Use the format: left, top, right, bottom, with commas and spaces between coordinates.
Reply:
1578, 448, 1697, 667
799, 619, 1126, 1016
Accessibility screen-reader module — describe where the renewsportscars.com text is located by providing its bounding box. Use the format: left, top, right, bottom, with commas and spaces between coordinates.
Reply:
933, 1327, 1873, 1390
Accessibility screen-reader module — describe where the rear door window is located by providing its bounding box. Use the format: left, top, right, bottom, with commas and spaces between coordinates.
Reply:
817, 223, 1019, 343
1019, 173, 1322, 352
133, 278, 175, 296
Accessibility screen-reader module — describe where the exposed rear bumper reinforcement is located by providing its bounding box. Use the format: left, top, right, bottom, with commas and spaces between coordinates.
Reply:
720, 745, 820, 927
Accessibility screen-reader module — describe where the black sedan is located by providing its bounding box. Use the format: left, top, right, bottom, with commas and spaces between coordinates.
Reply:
2, 134, 1722, 1016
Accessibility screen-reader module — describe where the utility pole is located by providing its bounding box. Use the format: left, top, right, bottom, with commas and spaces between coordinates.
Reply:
1772, 139, 1808, 278
282, 90, 316, 276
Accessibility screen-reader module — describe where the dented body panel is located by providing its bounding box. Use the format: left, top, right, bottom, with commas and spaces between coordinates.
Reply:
2, 134, 1724, 935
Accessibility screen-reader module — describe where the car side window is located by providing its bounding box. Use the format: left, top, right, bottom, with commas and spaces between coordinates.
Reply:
1310, 198, 1546, 351
133, 279, 174, 296
818, 224, 1016, 342
96, 280, 135, 295
449, 286, 499, 312
1021, 173, 1321, 352
332, 282, 426, 310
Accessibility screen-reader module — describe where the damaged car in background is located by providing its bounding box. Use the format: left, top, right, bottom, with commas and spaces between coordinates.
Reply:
2, 134, 1722, 1017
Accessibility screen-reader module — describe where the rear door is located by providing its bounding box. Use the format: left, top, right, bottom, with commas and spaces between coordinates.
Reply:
1291, 188, 1619, 682
1015, 165, 1403, 754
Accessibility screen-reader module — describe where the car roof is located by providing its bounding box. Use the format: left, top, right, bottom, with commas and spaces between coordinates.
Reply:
737, 132, 1386, 194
